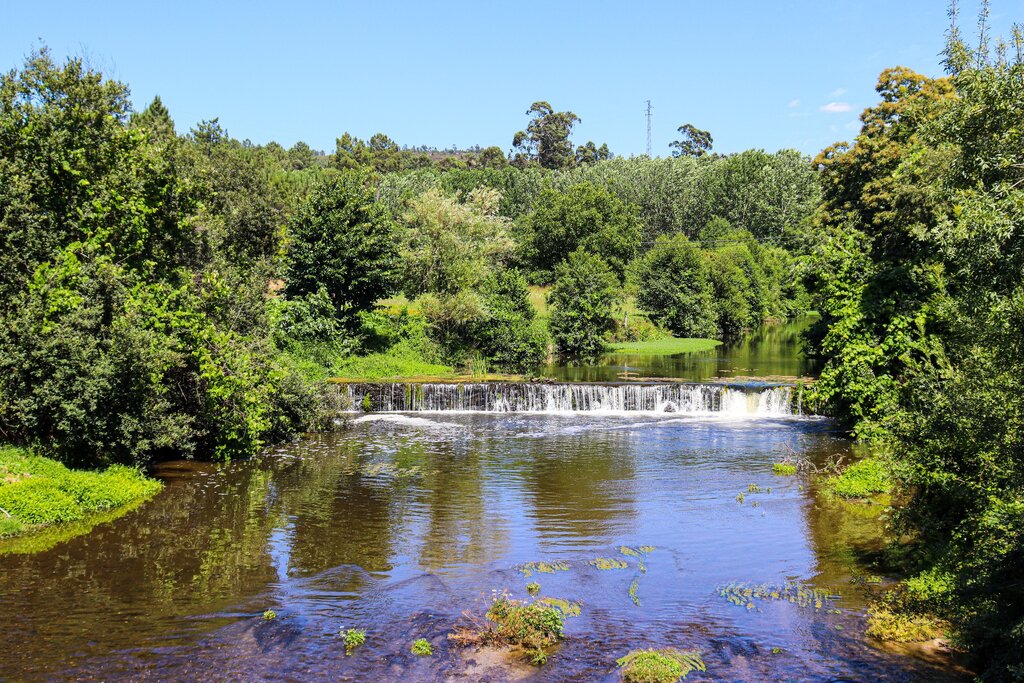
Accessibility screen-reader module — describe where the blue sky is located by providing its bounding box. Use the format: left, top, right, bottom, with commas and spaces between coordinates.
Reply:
3, 1, 1018, 157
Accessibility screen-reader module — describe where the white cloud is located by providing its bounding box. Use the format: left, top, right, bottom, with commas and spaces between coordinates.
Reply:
830, 87, 847, 97
820, 102, 852, 113
788, 99, 800, 108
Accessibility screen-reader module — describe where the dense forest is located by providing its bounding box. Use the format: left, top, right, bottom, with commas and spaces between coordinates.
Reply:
0, 48, 818, 469
1, 3, 1022, 677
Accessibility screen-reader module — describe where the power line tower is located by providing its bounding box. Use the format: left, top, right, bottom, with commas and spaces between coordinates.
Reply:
645, 100, 652, 157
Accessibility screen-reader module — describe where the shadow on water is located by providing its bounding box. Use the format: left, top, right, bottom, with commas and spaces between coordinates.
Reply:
0, 410, 967, 681
542, 316, 820, 383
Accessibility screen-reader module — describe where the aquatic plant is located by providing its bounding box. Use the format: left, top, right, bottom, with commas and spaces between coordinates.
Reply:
361, 394, 373, 412
342, 628, 366, 654
825, 458, 890, 499
735, 492, 745, 504
772, 462, 798, 476
590, 557, 628, 570
629, 578, 641, 606
262, 609, 277, 620
616, 648, 706, 682
518, 560, 570, 577
619, 545, 654, 573
536, 597, 581, 617
410, 638, 432, 656
866, 606, 945, 642
526, 582, 541, 595
718, 581, 840, 611
450, 594, 565, 666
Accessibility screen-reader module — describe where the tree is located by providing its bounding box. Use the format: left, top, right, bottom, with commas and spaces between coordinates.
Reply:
511, 101, 580, 169
631, 234, 717, 338
670, 124, 713, 158
285, 171, 399, 325
522, 182, 642, 281
575, 141, 611, 165
131, 95, 175, 140
476, 269, 547, 372
548, 249, 620, 360
398, 187, 514, 297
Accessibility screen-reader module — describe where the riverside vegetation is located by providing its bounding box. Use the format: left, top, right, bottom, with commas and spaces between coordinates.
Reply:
1, 3, 1021, 679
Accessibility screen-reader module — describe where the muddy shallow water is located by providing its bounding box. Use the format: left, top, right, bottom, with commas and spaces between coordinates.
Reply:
0, 412, 964, 681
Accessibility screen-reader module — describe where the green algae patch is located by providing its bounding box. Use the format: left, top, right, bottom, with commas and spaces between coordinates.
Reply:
518, 560, 570, 577
590, 557, 629, 570
536, 597, 581, 617
617, 648, 706, 682
526, 582, 541, 595
0, 446, 162, 549
450, 594, 565, 666
718, 581, 840, 611
629, 577, 642, 606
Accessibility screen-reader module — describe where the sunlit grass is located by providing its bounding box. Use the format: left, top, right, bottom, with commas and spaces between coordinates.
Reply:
609, 338, 721, 355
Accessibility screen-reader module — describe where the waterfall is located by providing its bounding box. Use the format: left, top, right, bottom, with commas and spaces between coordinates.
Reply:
339, 382, 800, 416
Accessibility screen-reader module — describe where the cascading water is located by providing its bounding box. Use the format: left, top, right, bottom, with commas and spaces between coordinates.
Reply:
339, 382, 801, 416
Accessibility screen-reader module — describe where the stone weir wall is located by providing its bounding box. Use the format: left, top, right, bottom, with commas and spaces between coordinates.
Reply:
336, 381, 808, 416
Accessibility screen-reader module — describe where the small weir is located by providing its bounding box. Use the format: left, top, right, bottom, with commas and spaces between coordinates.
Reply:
339, 381, 802, 415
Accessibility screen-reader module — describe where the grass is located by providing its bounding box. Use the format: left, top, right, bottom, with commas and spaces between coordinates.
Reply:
616, 649, 706, 682
330, 352, 455, 380
0, 446, 162, 541
826, 457, 891, 499
608, 338, 721, 355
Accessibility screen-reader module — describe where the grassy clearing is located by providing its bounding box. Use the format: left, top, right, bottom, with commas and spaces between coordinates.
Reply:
0, 446, 162, 542
609, 338, 721, 355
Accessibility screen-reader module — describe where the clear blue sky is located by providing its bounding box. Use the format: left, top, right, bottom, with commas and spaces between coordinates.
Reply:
3, 1, 1017, 157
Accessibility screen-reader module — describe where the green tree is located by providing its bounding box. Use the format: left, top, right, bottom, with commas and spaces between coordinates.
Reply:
476, 269, 547, 372
511, 101, 580, 169
631, 234, 717, 338
670, 124, 713, 158
399, 187, 514, 297
575, 141, 611, 165
285, 171, 399, 325
522, 182, 642, 281
548, 249, 620, 360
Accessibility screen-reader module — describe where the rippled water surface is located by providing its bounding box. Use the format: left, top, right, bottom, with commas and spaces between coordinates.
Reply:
0, 410, 966, 681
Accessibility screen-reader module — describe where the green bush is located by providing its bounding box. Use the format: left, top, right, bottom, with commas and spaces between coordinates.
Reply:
548, 249, 620, 360
631, 234, 717, 338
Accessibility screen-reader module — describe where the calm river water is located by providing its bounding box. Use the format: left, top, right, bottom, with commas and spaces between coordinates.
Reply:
0, 409, 964, 681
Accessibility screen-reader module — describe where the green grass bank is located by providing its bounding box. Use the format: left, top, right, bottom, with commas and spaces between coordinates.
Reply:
0, 446, 162, 541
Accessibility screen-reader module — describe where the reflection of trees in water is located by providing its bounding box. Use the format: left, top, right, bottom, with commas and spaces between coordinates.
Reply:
0, 462, 282, 675
543, 316, 819, 382
276, 433, 401, 575
796, 439, 886, 594
510, 430, 639, 542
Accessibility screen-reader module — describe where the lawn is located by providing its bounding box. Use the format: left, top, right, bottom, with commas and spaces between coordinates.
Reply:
608, 337, 721, 355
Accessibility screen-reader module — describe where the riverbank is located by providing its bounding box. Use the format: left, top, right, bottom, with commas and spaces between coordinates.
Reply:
0, 446, 162, 542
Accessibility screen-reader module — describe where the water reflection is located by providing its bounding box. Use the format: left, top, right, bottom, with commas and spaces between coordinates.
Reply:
543, 316, 820, 382
0, 413, 962, 681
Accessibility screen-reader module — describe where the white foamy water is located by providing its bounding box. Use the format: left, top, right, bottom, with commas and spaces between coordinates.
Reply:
340, 382, 800, 417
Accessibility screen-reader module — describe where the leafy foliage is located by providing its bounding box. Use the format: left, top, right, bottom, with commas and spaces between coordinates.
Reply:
548, 250, 621, 360
631, 235, 716, 338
